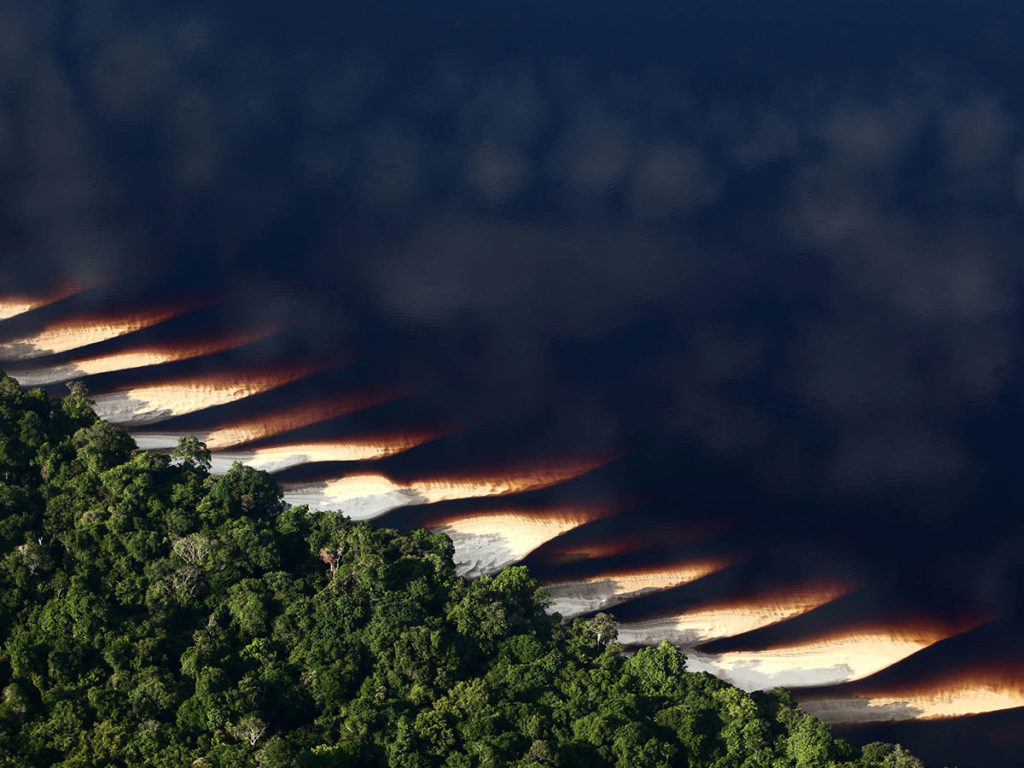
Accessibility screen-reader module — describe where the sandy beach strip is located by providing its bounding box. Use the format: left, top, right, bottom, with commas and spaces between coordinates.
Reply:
91, 365, 323, 426
686, 623, 973, 692
7, 329, 269, 385
616, 581, 853, 646
543, 558, 734, 618
0, 282, 83, 321
0, 306, 189, 360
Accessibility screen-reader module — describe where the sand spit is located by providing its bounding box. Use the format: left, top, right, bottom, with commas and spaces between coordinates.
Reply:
280, 459, 608, 519
616, 582, 853, 647
0, 307, 188, 360
92, 366, 322, 426
686, 625, 966, 692
543, 559, 733, 618
800, 681, 1024, 724
282, 474, 427, 518
128, 392, 398, 452
7, 331, 268, 386
209, 434, 439, 474
200, 392, 404, 450
0, 283, 82, 321
431, 506, 614, 578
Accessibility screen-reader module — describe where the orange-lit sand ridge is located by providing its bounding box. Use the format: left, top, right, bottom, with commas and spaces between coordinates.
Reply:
91, 364, 327, 426
281, 457, 610, 519
798, 657, 1024, 723
7, 330, 271, 386
542, 557, 735, 617
687, 617, 986, 691
424, 503, 618, 577
798, 647, 1024, 724
199, 390, 405, 450
0, 306, 192, 360
210, 431, 443, 473
0, 282, 83, 322
130, 390, 404, 451
616, 581, 853, 646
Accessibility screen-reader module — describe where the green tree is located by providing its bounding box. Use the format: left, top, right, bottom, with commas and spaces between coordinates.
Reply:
172, 435, 212, 473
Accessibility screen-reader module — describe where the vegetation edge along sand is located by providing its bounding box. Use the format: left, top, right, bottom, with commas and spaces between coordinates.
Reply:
0, 371, 926, 767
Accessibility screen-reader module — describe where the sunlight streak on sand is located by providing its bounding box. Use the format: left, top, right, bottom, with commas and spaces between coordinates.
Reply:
92, 366, 324, 426
428, 505, 616, 578
800, 680, 1024, 723
543, 559, 734, 617
616, 582, 853, 646
130, 390, 405, 452
0, 306, 190, 360
7, 330, 270, 386
687, 622, 981, 692
0, 283, 83, 321
200, 392, 402, 450
280, 458, 609, 519
209, 432, 442, 473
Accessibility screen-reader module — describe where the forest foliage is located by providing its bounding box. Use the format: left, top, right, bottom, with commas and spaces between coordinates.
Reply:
0, 371, 925, 767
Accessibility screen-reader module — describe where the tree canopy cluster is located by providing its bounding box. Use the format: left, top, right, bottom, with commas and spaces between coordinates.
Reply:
0, 371, 925, 767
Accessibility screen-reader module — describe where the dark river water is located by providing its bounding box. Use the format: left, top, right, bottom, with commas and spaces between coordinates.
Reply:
3, 2, 1024, 765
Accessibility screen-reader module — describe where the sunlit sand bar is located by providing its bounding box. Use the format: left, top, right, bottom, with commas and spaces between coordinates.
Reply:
92, 366, 323, 426
209, 433, 441, 473
7, 330, 268, 386
616, 582, 853, 646
0, 306, 189, 360
543, 558, 734, 618
280, 458, 608, 519
800, 679, 1024, 724
428, 505, 615, 578
0, 282, 83, 322
687, 623, 978, 692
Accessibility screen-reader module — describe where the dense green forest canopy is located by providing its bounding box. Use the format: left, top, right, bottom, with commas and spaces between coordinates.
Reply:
0, 371, 925, 767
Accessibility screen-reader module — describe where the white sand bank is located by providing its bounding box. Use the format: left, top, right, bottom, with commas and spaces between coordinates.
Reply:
800, 682, 1024, 724
92, 367, 318, 426
434, 508, 604, 578
0, 283, 81, 321
0, 309, 185, 360
279, 460, 605, 518
201, 393, 403, 450
544, 559, 732, 618
209, 435, 435, 473
8, 332, 266, 386
686, 627, 956, 691
616, 582, 851, 646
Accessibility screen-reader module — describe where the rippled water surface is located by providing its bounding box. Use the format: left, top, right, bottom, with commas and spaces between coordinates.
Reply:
3, 2, 1024, 765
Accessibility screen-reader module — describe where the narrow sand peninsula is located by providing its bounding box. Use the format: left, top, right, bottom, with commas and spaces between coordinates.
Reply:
92, 367, 320, 426
686, 627, 959, 691
200, 393, 401, 450
544, 559, 733, 618
8, 331, 267, 386
129, 395, 399, 452
280, 460, 606, 518
616, 582, 852, 646
0, 297, 58, 322
282, 475, 427, 519
209, 435, 437, 473
0, 284, 81, 321
433, 508, 607, 578
0, 308, 187, 360
800, 681, 1024, 724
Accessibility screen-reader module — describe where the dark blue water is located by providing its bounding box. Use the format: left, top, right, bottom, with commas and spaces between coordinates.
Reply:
3, 2, 1024, 765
